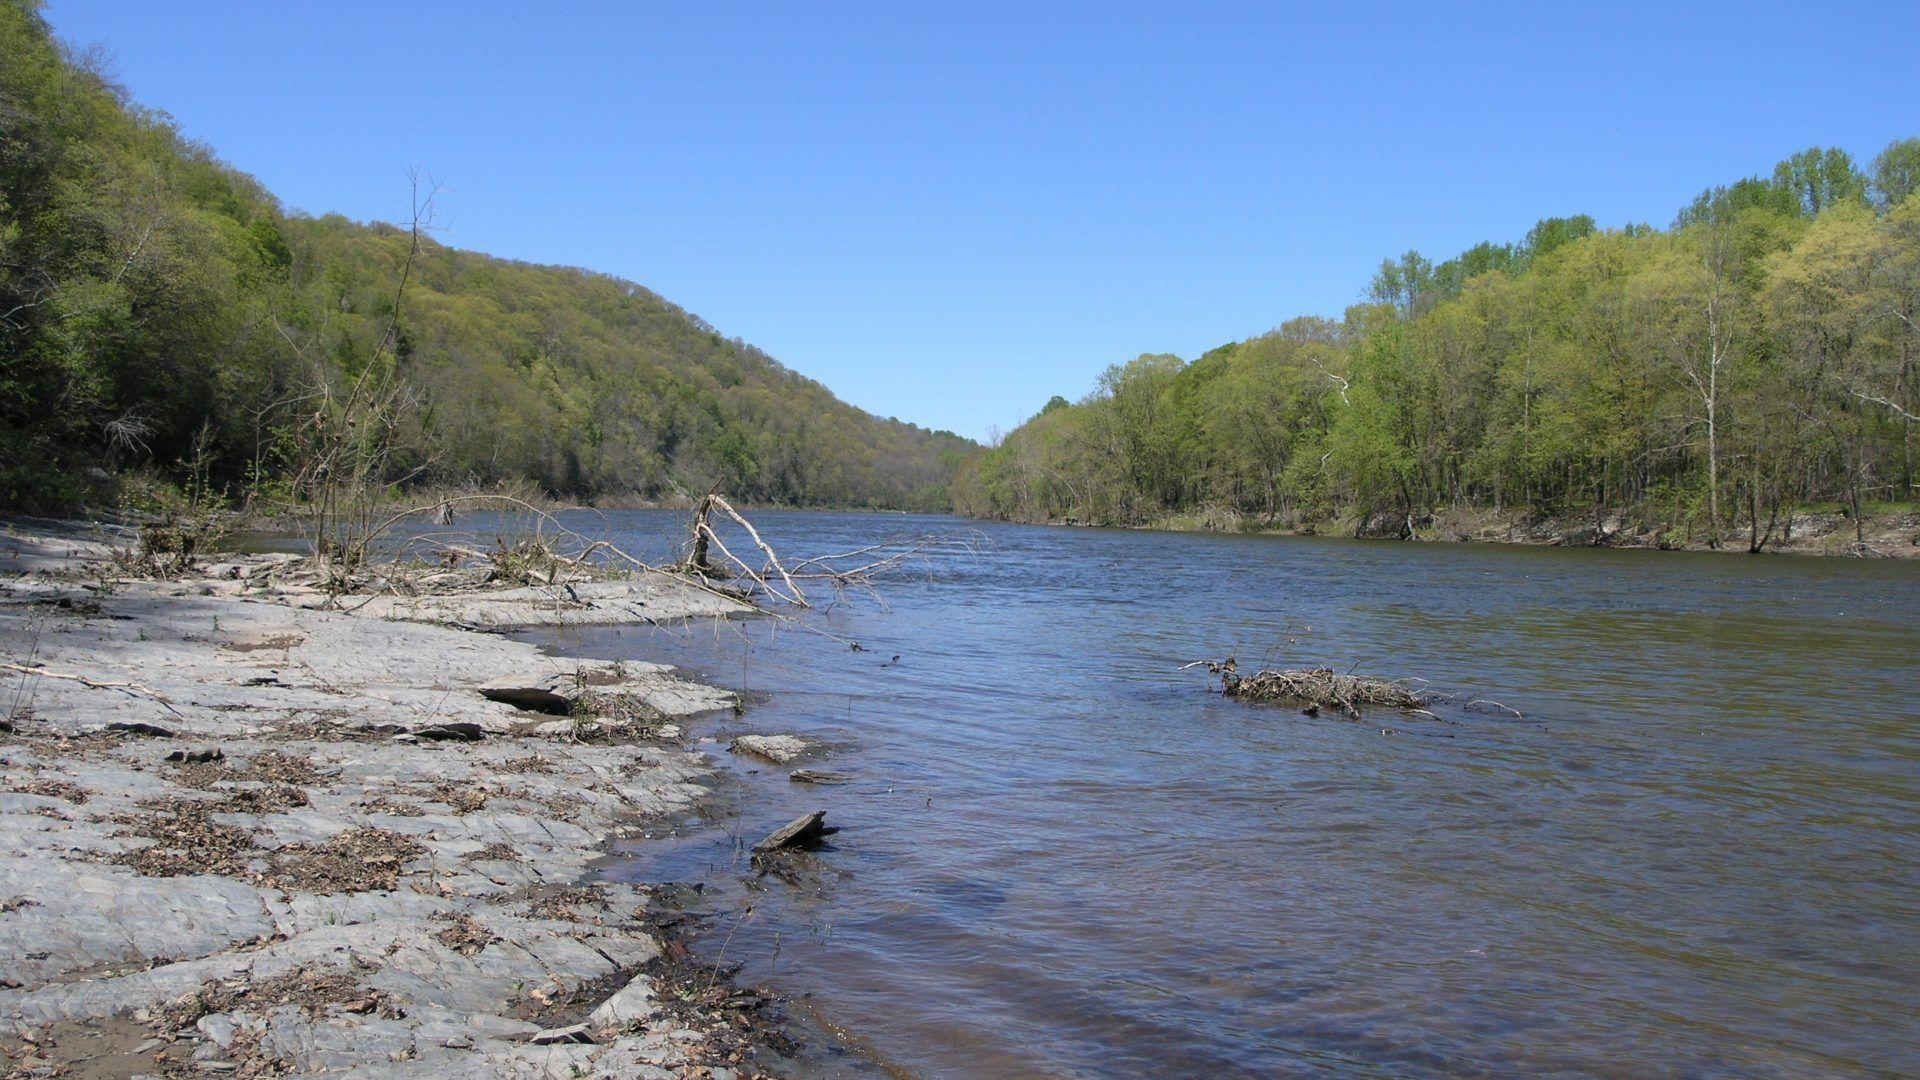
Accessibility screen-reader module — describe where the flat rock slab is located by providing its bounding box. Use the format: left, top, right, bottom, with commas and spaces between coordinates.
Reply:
0, 519, 123, 574
0, 524, 782, 1077
292, 578, 750, 628
0, 579, 735, 742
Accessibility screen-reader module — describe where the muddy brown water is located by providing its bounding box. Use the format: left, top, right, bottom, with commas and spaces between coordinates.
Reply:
521, 510, 1920, 1078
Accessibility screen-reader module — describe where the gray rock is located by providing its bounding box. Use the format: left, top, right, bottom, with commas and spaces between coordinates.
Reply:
528, 1023, 596, 1045
196, 1013, 238, 1048
465, 1014, 540, 1042
292, 579, 749, 629
0, 524, 763, 1077
728, 734, 811, 763
588, 981, 656, 1028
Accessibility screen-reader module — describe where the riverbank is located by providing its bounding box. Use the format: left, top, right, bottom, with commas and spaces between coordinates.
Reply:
0, 519, 823, 1078
1055, 504, 1920, 558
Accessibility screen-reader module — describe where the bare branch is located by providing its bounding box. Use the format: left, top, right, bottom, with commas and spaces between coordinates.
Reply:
1, 662, 182, 716
704, 494, 808, 607
1851, 388, 1920, 423
1310, 358, 1351, 405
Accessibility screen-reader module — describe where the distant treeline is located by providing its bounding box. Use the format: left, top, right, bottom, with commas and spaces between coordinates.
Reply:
955, 141, 1920, 549
0, 2, 972, 512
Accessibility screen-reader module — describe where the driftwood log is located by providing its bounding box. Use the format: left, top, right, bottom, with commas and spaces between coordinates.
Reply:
751, 810, 836, 854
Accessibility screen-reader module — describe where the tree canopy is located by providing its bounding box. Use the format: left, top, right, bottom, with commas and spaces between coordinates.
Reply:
0, 1, 971, 510
956, 137, 1920, 550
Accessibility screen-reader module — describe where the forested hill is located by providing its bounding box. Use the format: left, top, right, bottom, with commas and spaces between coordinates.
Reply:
956, 141, 1920, 550
0, 2, 972, 511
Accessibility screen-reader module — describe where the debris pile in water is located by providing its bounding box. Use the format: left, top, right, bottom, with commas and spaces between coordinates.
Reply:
1197, 658, 1425, 717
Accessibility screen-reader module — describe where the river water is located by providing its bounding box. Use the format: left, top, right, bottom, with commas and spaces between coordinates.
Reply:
532, 510, 1919, 1078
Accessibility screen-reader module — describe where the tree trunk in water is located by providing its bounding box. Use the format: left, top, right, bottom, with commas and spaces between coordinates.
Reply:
689, 492, 715, 571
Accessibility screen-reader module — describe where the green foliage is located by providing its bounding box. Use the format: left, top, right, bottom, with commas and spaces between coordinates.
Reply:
1679, 178, 1800, 228
0, 6, 973, 512
1522, 215, 1597, 260
1428, 241, 1520, 304
1323, 323, 1422, 516
958, 142, 1920, 545
1367, 251, 1434, 316
1772, 146, 1870, 218
1872, 137, 1920, 209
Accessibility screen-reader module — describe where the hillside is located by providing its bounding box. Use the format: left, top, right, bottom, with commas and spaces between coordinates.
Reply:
956, 143, 1920, 551
0, 1, 972, 511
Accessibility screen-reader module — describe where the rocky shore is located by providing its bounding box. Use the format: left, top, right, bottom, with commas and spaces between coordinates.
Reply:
1127, 504, 1920, 557
0, 520, 805, 1079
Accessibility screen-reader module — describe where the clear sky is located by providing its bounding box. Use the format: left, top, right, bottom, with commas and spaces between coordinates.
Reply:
42, 1, 1920, 442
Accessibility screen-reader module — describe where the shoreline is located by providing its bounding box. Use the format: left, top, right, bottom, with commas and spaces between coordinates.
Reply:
984, 505, 1920, 558
0, 519, 841, 1078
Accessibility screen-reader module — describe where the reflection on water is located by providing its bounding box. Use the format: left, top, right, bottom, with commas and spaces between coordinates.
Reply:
530, 511, 1919, 1078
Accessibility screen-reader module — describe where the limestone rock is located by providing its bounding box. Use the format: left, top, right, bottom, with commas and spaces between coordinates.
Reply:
589, 981, 657, 1028
728, 734, 811, 764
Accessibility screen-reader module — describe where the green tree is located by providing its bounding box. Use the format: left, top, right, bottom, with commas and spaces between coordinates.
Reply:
1762, 204, 1888, 539
1324, 322, 1425, 526
1772, 147, 1870, 218
1368, 251, 1435, 316
1871, 137, 1920, 210
1521, 215, 1597, 261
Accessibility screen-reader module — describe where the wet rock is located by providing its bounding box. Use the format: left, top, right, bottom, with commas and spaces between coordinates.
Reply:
752, 810, 836, 853
728, 734, 810, 764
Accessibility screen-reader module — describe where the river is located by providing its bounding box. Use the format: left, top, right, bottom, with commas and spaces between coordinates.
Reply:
529, 510, 1919, 1078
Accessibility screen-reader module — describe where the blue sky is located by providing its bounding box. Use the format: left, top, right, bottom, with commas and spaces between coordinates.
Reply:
44, 1, 1920, 442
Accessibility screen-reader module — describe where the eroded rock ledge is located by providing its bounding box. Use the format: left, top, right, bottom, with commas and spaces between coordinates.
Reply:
0, 523, 787, 1078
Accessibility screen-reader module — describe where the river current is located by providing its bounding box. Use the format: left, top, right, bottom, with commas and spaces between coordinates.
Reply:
528, 510, 1918, 1078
